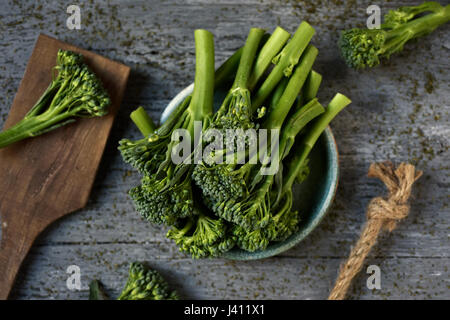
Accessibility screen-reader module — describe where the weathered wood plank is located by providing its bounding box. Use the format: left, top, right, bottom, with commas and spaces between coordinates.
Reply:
0, 0, 449, 299
9, 243, 450, 300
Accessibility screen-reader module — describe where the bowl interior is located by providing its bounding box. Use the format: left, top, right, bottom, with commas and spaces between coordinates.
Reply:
162, 84, 339, 260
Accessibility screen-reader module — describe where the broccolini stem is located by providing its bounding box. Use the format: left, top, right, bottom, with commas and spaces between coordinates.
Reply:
268, 77, 289, 112
302, 70, 322, 103
24, 82, 59, 118
130, 106, 156, 137
0, 111, 75, 148
248, 26, 291, 90
383, 1, 446, 28
243, 46, 318, 169
384, 4, 450, 56
213, 33, 270, 89
283, 93, 351, 193
214, 47, 243, 89
231, 28, 266, 90
278, 98, 325, 160
263, 45, 318, 130
252, 21, 315, 112
46, 76, 72, 114
297, 70, 322, 108
190, 29, 215, 125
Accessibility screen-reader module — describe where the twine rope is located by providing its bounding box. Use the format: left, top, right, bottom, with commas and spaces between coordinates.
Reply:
328, 161, 422, 300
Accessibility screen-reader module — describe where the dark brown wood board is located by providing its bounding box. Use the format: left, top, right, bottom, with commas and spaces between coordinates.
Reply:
0, 34, 130, 299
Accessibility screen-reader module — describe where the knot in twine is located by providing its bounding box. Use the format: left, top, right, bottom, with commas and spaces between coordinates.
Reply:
328, 161, 422, 300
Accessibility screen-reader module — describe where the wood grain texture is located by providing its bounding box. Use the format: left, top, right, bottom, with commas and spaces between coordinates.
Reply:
0, 34, 130, 299
0, 0, 448, 300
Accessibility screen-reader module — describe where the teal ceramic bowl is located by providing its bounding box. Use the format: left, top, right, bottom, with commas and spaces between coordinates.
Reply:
162, 84, 339, 260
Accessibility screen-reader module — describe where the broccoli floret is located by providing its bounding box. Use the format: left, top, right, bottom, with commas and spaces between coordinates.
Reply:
233, 224, 271, 252
231, 189, 298, 252
118, 96, 192, 175
214, 173, 273, 230
89, 262, 178, 300
167, 207, 235, 259
129, 169, 194, 225
266, 191, 299, 242
0, 49, 110, 148
193, 160, 253, 206
339, 2, 450, 69
117, 262, 178, 300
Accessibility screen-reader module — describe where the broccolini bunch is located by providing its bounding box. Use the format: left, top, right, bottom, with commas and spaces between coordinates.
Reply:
339, 1, 450, 69
0, 49, 110, 148
120, 23, 351, 257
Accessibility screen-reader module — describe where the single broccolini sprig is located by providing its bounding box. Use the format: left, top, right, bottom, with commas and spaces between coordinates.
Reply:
0, 50, 110, 148
270, 94, 352, 242
89, 262, 178, 300
339, 2, 450, 68
248, 26, 291, 90
211, 28, 266, 132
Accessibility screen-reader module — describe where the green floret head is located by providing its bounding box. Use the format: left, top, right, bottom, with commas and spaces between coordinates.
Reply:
56, 49, 84, 67
212, 174, 273, 230
129, 173, 194, 225
267, 209, 299, 242
118, 134, 167, 174
119, 96, 192, 175
192, 164, 248, 206
167, 213, 235, 259
118, 262, 178, 300
233, 225, 270, 252
267, 192, 299, 242
339, 28, 386, 69
384, 9, 413, 28
55, 64, 111, 117
213, 88, 254, 131
213, 191, 271, 231
383, 2, 444, 29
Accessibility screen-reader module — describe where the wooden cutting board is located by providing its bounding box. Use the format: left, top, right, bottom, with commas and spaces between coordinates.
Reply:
0, 34, 130, 299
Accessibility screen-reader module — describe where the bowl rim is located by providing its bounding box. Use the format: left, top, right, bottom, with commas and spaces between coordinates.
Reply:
162, 84, 339, 260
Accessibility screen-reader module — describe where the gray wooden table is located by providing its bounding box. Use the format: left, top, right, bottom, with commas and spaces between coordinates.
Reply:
0, 0, 448, 300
